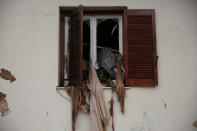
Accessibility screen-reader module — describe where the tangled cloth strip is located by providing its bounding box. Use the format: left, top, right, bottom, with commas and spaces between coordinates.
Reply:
116, 54, 125, 114
88, 60, 110, 131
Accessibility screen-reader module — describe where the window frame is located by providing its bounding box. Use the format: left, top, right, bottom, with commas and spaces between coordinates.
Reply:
58, 6, 127, 87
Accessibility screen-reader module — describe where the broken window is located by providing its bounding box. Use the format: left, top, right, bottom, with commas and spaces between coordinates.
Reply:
58, 7, 158, 87
96, 18, 120, 86
81, 16, 122, 86
83, 19, 90, 62
97, 18, 119, 51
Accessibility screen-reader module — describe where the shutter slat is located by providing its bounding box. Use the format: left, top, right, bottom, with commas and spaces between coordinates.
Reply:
123, 9, 158, 87
68, 7, 83, 86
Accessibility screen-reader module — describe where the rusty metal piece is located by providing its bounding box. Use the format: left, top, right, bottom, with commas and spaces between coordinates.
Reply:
0, 69, 16, 83
106, 79, 115, 88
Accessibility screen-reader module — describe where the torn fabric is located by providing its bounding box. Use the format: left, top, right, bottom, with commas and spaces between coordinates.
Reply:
88, 60, 110, 131
116, 54, 125, 114
65, 86, 89, 131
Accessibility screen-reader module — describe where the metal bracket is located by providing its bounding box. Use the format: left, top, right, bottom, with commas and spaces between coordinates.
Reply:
156, 56, 159, 66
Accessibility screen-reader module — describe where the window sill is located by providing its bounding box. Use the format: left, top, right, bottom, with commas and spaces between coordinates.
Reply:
56, 86, 131, 89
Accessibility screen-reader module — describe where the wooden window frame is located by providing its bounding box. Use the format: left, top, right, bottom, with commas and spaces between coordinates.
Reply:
58, 6, 127, 87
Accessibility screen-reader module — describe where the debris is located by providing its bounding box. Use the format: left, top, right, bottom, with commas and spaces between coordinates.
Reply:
0, 92, 9, 116
0, 69, 16, 83
96, 68, 110, 85
106, 78, 115, 88
116, 54, 125, 114
98, 49, 116, 78
88, 60, 109, 131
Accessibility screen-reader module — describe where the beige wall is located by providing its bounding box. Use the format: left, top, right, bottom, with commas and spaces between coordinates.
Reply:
0, 0, 197, 131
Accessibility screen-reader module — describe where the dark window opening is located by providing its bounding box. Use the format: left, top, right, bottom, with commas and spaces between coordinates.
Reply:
96, 18, 119, 85
82, 18, 120, 86
97, 18, 119, 50
82, 19, 90, 81
83, 19, 90, 61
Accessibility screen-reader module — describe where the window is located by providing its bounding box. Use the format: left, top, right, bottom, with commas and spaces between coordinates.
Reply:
58, 6, 158, 87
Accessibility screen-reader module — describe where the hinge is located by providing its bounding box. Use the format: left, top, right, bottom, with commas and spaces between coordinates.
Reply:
155, 56, 159, 66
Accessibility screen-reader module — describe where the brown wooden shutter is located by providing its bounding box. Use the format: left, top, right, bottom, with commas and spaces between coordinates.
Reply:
68, 6, 83, 86
123, 9, 158, 87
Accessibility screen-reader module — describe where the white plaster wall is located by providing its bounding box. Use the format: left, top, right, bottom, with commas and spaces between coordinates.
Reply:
0, 0, 197, 131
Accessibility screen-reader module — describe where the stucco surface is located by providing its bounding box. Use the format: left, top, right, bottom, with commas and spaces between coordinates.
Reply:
0, 0, 197, 131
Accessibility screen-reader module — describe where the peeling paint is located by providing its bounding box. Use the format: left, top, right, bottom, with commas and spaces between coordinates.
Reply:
0, 69, 16, 83
0, 92, 9, 116
193, 121, 197, 128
